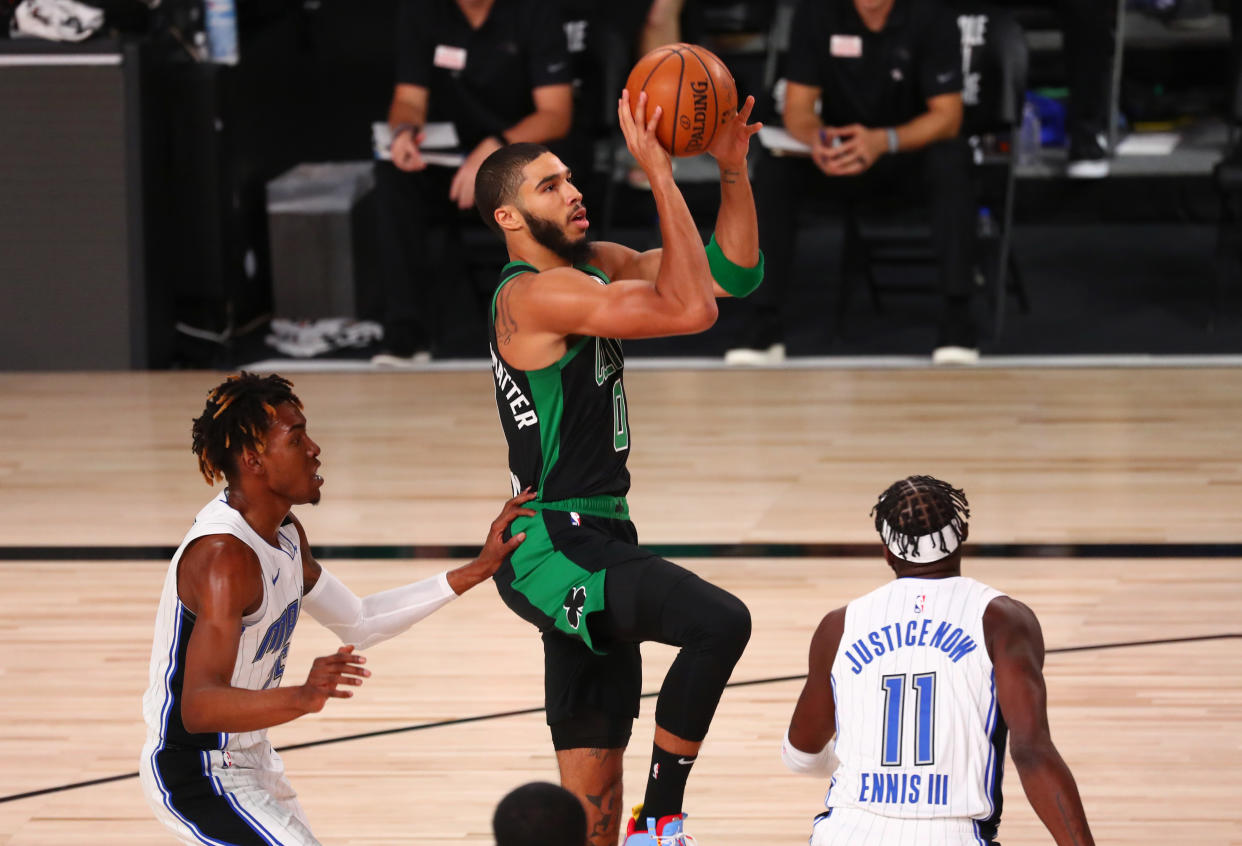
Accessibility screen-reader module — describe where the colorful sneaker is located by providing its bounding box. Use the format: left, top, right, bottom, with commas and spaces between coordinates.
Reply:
623, 805, 698, 845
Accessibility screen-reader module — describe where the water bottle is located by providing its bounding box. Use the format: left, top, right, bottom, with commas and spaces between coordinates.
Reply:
205, 0, 239, 65
976, 207, 995, 239
1017, 101, 1041, 167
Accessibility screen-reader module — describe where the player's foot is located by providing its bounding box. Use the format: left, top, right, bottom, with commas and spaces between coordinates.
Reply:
623, 805, 698, 845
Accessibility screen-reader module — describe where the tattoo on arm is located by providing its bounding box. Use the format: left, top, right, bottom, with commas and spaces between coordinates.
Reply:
497, 283, 518, 345
721, 168, 741, 185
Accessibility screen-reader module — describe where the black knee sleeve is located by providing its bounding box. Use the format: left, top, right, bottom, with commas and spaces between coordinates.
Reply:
652, 578, 752, 742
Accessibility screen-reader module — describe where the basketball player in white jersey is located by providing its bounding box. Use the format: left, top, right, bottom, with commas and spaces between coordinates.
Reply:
783, 476, 1094, 846
140, 372, 536, 846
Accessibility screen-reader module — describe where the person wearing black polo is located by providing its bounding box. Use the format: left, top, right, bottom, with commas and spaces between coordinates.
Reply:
373, 0, 573, 363
730, 0, 978, 365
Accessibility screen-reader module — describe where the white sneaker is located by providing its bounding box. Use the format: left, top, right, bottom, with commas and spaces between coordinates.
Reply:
11, 0, 102, 41
931, 345, 980, 366
1066, 158, 1110, 179
724, 342, 786, 366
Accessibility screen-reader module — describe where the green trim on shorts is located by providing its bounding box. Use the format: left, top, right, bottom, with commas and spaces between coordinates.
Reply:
507, 511, 608, 653
533, 495, 629, 521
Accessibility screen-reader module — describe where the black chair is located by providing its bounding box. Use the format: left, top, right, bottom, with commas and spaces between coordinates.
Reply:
836, 3, 1031, 340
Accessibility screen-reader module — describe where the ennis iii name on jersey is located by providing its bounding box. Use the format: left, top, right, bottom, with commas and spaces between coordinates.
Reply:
825, 577, 1007, 844
489, 261, 631, 501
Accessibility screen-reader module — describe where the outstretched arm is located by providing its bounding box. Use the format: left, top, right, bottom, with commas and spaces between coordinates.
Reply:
299, 492, 536, 649
986, 596, 1094, 846
705, 94, 762, 292
590, 97, 763, 299
783, 607, 845, 775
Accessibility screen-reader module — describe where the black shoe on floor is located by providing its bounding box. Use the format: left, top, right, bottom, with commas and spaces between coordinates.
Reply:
1067, 131, 1110, 180
932, 302, 979, 365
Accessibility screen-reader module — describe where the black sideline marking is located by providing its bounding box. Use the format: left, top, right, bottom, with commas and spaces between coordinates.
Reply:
2, 633, 1237, 806
3, 542, 1241, 562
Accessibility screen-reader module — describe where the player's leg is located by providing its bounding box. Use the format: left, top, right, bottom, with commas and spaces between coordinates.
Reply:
141, 745, 322, 846
543, 631, 640, 846
594, 556, 752, 842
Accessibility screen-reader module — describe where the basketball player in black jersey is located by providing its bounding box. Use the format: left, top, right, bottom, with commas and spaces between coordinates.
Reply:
472, 91, 763, 845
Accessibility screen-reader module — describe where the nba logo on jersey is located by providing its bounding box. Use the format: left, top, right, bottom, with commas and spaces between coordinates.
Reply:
913, 594, 926, 613
569, 511, 581, 526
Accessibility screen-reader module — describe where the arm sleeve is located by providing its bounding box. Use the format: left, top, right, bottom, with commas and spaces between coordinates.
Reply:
919, 5, 963, 99
302, 566, 457, 650
395, 0, 434, 87
781, 729, 839, 777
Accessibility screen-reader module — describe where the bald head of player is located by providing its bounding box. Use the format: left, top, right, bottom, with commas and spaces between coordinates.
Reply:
870, 475, 970, 576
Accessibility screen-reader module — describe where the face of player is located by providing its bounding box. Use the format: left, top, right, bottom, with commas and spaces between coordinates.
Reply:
258, 402, 323, 506
517, 153, 594, 265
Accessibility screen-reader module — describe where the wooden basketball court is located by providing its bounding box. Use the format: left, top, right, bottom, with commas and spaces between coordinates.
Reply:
1, 367, 1239, 845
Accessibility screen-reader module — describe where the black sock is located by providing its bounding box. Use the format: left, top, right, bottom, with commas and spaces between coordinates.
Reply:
640, 744, 696, 827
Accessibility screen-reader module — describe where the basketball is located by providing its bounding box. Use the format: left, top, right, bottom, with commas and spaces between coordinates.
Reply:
624, 43, 738, 157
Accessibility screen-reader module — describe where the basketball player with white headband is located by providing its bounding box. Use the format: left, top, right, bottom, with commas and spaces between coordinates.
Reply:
782, 475, 1094, 846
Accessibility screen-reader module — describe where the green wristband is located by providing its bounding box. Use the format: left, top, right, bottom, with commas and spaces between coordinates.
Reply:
705, 233, 764, 298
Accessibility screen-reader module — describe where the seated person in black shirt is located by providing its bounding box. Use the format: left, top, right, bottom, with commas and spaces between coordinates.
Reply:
730, 0, 979, 365
373, 0, 573, 363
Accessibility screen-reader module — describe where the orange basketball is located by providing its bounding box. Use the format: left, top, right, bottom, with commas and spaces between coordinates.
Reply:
624, 43, 737, 157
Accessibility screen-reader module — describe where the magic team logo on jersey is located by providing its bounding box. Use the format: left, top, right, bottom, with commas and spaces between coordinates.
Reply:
594, 337, 623, 385
254, 597, 300, 689
563, 586, 587, 629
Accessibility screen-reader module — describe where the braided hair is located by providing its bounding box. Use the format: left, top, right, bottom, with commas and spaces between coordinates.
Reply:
871, 476, 970, 562
190, 373, 302, 485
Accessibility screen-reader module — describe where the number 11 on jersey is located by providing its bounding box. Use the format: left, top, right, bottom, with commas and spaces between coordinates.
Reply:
881, 672, 936, 766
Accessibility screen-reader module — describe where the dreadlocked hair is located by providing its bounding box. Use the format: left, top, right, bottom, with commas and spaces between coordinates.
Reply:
190, 372, 302, 485
870, 475, 970, 562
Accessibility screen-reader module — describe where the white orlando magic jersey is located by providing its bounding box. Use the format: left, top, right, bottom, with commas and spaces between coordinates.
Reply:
142, 492, 305, 753
826, 577, 1006, 832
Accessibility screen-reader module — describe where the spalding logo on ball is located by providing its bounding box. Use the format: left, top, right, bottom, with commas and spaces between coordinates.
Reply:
625, 43, 738, 157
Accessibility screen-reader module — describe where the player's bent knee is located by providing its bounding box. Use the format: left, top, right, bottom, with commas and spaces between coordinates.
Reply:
701, 589, 752, 662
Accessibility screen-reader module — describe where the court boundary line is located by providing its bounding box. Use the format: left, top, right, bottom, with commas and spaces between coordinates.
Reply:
2, 541, 1241, 562
3, 632, 1237, 806
239, 354, 1242, 373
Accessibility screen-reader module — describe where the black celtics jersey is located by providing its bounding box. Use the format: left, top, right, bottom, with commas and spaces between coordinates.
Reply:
488, 260, 631, 501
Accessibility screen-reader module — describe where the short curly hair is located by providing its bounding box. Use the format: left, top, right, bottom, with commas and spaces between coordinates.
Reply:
190, 372, 302, 484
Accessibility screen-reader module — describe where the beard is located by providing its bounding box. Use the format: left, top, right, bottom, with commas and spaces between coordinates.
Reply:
521, 208, 595, 266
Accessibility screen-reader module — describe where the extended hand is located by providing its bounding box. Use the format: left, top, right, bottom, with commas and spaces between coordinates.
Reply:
707, 94, 762, 170
473, 489, 538, 577
619, 89, 673, 184
298, 645, 369, 713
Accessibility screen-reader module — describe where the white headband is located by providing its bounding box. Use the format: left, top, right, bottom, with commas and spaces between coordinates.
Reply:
881, 520, 961, 563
